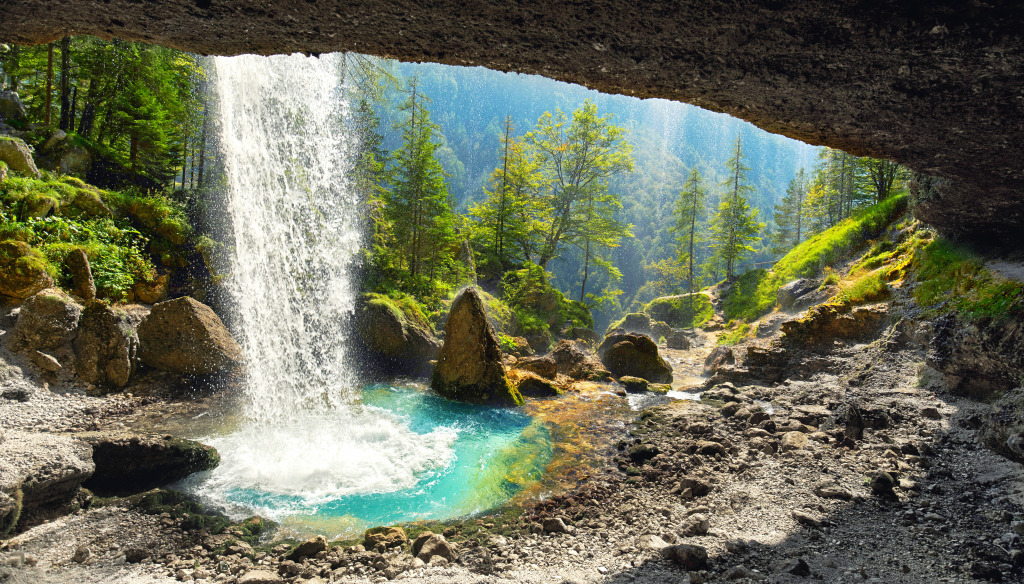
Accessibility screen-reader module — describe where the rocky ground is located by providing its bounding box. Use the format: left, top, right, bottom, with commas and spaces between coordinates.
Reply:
4, 295, 1024, 583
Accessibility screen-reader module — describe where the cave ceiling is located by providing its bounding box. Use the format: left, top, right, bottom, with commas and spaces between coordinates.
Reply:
2, 1, 1023, 245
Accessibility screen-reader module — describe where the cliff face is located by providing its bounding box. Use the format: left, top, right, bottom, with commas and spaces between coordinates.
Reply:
3, 1, 1022, 245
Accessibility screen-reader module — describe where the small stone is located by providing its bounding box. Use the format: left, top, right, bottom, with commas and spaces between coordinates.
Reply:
659, 544, 708, 570
679, 514, 710, 536
543, 517, 570, 534
920, 406, 941, 420
237, 570, 285, 584
29, 350, 62, 372
780, 431, 809, 452
72, 546, 91, 564
124, 548, 151, 563
287, 535, 329, 561
812, 480, 853, 500
791, 509, 824, 528
784, 558, 812, 577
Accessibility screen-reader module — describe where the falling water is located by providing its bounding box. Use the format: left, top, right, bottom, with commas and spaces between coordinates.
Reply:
190, 53, 457, 515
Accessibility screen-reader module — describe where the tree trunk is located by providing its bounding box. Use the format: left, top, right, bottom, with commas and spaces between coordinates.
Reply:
58, 37, 71, 131
579, 238, 590, 302
8, 45, 20, 91
69, 86, 78, 131
78, 102, 95, 137
44, 44, 54, 126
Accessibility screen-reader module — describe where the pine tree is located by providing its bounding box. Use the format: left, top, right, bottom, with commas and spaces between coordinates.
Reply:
386, 78, 458, 288
770, 168, 808, 254
671, 167, 708, 328
710, 135, 763, 279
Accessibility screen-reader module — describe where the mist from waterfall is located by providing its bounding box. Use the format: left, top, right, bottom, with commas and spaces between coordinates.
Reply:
187, 53, 456, 516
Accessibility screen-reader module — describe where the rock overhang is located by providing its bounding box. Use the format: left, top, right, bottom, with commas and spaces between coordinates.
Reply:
2, 0, 1023, 246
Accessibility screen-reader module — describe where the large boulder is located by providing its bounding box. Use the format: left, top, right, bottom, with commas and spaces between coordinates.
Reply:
597, 332, 673, 383
79, 432, 220, 495
551, 339, 611, 381
780, 303, 889, 349
0, 91, 27, 123
509, 369, 561, 398
703, 346, 735, 375
0, 136, 41, 179
516, 355, 557, 379
644, 293, 713, 328
73, 302, 140, 388
431, 287, 523, 406
9, 288, 82, 352
606, 312, 652, 336
353, 294, 440, 377
0, 431, 95, 536
0, 240, 54, 299
35, 130, 92, 176
137, 296, 242, 375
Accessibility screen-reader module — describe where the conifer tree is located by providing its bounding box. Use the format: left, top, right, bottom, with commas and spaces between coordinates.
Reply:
386, 78, 458, 288
770, 168, 808, 254
710, 135, 763, 279
670, 167, 709, 328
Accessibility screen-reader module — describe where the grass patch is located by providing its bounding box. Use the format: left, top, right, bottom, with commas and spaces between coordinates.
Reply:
643, 293, 714, 328
717, 320, 753, 346
721, 194, 908, 321
912, 238, 1024, 320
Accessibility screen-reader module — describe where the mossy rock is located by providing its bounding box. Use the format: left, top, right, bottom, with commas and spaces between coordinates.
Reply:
431, 288, 523, 407
0, 240, 55, 299
645, 293, 714, 329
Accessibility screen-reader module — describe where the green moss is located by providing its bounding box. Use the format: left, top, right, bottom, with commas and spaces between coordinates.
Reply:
717, 321, 753, 346
0, 239, 58, 279
644, 293, 714, 328
721, 194, 908, 321
500, 263, 593, 337
366, 291, 433, 333
912, 238, 1024, 320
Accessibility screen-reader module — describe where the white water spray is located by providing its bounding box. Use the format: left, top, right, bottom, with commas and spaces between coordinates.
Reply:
190, 53, 454, 515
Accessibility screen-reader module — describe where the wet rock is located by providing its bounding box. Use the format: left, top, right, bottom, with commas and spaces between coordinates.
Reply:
511, 369, 561, 397
551, 339, 611, 380
0, 431, 95, 536
618, 375, 649, 393
364, 526, 407, 550
287, 535, 328, 561
73, 302, 139, 388
597, 332, 672, 383
0, 136, 40, 179
703, 346, 735, 375
651, 321, 673, 341
64, 249, 96, 301
563, 326, 601, 345
659, 543, 708, 570
415, 533, 456, 562
137, 296, 242, 375
516, 355, 557, 379
80, 432, 220, 495
9, 288, 81, 352
0, 241, 54, 299
431, 287, 522, 406
353, 293, 440, 377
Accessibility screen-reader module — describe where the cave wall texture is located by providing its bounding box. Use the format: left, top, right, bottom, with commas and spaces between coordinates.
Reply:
2, 1, 1022, 246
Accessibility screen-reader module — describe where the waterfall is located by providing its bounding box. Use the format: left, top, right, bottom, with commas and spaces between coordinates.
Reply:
189, 53, 455, 516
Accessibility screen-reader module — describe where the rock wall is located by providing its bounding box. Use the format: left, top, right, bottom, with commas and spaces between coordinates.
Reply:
2, 2, 1023, 245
